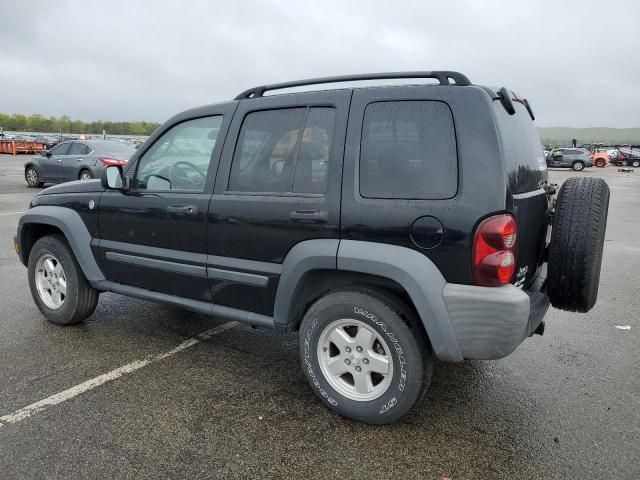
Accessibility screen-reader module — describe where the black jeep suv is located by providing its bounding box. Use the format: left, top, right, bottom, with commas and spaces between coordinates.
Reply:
15, 72, 610, 423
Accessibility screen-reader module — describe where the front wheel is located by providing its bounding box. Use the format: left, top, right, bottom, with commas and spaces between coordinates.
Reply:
572, 161, 585, 171
25, 167, 43, 187
28, 235, 99, 325
299, 288, 432, 424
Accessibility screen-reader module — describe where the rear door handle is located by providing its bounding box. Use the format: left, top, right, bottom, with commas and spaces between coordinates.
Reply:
289, 210, 329, 223
166, 204, 198, 216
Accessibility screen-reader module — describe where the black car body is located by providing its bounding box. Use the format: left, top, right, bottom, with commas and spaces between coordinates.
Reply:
15, 72, 609, 423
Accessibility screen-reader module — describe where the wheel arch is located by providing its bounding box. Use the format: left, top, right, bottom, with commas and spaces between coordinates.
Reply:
18, 206, 106, 285
274, 239, 463, 362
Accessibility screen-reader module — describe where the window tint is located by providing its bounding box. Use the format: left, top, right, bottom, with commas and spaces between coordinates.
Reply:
360, 101, 457, 199
229, 107, 335, 194
134, 116, 222, 192
49, 142, 70, 155
68, 143, 91, 155
293, 108, 335, 194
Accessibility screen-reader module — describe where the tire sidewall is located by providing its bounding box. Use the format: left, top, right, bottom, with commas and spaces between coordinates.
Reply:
28, 236, 82, 324
300, 293, 426, 423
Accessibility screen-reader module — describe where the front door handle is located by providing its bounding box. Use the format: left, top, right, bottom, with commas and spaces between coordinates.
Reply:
56, 159, 62, 163
166, 204, 198, 216
289, 210, 329, 223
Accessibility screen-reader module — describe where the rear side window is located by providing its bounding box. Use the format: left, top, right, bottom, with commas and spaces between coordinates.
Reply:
359, 101, 457, 199
229, 107, 335, 194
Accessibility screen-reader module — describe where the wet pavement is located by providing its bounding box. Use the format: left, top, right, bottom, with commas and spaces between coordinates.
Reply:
0, 154, 638, 479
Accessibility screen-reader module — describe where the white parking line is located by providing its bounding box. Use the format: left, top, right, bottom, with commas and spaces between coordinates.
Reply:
0, 211, 24, 216
0, 321, 238, 428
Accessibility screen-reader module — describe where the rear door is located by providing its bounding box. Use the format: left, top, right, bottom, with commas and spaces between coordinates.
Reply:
206, 90, 350, 315
97, 106, 234, 300
63, 142, 92, 181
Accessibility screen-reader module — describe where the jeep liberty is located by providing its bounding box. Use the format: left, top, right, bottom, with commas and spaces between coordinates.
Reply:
15, 71, 610, 423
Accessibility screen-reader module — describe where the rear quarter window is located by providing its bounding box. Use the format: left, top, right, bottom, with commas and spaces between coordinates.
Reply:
359, 101, 458, 199
493, 102, 546, 194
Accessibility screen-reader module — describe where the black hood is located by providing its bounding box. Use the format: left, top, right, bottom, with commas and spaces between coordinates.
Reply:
38, 179, 105, 195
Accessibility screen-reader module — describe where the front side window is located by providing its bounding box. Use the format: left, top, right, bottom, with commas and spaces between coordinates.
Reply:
134, 116, 222, 192
228, 107, 335, 194
360, 101, 457, 199
49, 142, 70, 156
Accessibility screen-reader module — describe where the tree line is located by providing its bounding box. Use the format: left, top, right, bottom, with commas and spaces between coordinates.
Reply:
0, 113, 160, 136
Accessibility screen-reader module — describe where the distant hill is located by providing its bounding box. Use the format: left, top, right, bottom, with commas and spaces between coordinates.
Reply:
538, 127, 640, 146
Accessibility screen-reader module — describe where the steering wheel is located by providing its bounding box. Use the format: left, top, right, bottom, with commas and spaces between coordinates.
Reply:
169, 161, 206, 189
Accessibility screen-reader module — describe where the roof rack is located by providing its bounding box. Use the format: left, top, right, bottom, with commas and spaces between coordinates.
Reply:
234, 71, 472, 100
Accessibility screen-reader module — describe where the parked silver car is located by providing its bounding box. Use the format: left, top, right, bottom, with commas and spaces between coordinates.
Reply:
545, 147, 594, 171
24, 140, 136, 187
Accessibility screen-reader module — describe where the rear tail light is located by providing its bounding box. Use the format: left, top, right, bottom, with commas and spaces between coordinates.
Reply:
98, 157, 126, 166
472, 214, 517, 287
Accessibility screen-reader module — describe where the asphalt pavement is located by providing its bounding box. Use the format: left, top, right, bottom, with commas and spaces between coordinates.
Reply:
0, 153, 638, 479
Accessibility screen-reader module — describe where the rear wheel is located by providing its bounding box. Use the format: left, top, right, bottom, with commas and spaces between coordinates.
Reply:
631, 159, 640, 168
28, 235, 99, 325
25, 166, 43, 187
299, 288, 432, 424
595, 158, 606, 168
547, 177, 610, 312
572, 161, 585, 171
79, 169, 93, 181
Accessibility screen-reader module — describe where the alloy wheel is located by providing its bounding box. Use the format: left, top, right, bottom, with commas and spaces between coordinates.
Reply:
35, 254, 67, 309
317, 318, 394, 401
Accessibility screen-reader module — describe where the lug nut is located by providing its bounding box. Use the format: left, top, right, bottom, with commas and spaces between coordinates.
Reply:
345, 346, 351, 353
344, 359, 351, 365
356, 346, 363, 352
355, 366, 362, 372
363, 358, 369, 364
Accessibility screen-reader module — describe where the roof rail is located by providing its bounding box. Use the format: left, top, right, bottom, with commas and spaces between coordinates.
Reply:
234, 71, 472, 100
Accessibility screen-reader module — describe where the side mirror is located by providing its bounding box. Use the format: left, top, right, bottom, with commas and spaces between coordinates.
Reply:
41, 150, 50, 157
101, 165, 125, 190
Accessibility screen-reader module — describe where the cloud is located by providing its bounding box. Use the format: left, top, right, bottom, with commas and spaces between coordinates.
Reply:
1, 0, 638, 127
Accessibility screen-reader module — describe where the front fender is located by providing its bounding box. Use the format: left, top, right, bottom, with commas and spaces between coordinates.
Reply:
17, 206, 106, 284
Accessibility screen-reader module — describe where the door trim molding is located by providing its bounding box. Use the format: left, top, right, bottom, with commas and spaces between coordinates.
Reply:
106, 251, 207, 277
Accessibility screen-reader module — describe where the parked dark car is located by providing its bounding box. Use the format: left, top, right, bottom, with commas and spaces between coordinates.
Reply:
34, 135, 60, 150
15, 71, 610, 423
24, 140, 136, 187
546, 147, 593, 171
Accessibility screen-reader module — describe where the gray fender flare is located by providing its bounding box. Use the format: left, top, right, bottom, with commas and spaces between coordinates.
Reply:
337, 240, 463, 362
273, 239, 339, 329
274, 238, 463, 362
18, 206, 106, 284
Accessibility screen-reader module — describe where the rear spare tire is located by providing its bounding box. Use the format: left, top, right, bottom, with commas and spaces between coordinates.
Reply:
547, 177, 610, 312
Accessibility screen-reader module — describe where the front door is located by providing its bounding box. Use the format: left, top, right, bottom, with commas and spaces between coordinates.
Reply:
206, 91, 350, 315
97, 106, 235, 301
40, 142, 70, 182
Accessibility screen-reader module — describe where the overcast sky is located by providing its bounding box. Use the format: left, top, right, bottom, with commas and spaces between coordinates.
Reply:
1, 0, 638, 127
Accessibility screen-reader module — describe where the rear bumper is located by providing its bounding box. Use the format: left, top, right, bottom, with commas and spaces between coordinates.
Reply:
442, 281, 549, 360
